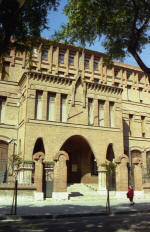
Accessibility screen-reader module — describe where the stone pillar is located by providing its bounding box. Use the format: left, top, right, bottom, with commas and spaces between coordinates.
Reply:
132, 157, 144, 198
97, 165, 107, 195
93, 99, 98, 126
115, 154, 129, 198
18, 162, 33, 185
104, 100, 109, 127
56, 93, 61, 122
33, 152, 45, 200
42, 91, 48, 120
52, 151, 69, 200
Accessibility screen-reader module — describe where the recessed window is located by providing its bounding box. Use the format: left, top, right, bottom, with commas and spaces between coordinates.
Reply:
35, 91, 43, 120
32, 47, 38, 58
84, 57, 89, 69
59, 50, 65, 63
47, 93, 56, 121
42, 49, 48, 60
98, 100, 105, 126
60, 95, 67, 122
94, 58, 99, 71
109, 102, 115, 127
69, 53, 74, 65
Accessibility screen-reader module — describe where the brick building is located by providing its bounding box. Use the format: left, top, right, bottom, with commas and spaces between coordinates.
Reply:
0, 41, 150, 200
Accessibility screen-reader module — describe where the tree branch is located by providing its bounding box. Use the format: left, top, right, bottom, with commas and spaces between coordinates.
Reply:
129, 47, 150, 79
139, 0, 150, 11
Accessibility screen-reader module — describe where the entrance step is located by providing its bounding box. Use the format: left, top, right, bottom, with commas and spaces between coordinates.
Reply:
67, 183, 100, 200
67, 183, 116, 200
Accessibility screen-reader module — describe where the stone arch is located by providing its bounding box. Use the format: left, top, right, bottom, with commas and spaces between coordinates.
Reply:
59, 135, 97, 184
130, 149, 142, 165
0, 135, 11, 143
115, 154, 129, 164
106, 143, 115, 162
32, 137, 45, 155
0, 140, 8, 183
54, 150, 69, 162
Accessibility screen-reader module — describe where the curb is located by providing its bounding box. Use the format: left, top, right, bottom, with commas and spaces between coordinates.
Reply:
0, 209, 150, 220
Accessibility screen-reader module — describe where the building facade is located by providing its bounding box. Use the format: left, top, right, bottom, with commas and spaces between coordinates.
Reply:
0, 41, 150, 200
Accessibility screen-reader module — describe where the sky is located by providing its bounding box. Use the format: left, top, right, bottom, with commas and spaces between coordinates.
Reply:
42, 0, 150, 68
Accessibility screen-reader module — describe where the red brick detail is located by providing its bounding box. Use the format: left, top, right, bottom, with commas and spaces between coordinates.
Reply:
53, 151, 69, 192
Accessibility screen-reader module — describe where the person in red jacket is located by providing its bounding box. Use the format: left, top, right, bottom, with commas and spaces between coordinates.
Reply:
127, 185, 135, 205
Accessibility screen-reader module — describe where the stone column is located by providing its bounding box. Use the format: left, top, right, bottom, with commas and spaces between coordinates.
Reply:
52, 151, 69, 200
18, 162, 33, 185
56, 93, 61, 122
115, 154, 129, 198
42, 91, 48, 120
93, 99, 98, 126
104, 100, 109, 127
97, 165, 107, 195
132, 158, 144, 198
33, 152, 45, 200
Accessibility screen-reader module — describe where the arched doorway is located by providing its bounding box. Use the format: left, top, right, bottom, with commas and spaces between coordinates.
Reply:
60, 135, 97, 184
0, 140, 8, 183
106, 143, 116, 190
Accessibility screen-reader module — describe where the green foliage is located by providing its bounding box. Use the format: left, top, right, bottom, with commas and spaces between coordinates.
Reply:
9, 154, 23, 168
56, 0, 150, 76
0, 0, 60, 55
101, 161, 116, 189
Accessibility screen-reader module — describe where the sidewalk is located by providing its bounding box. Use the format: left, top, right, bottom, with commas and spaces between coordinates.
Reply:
0, 197, 150, 219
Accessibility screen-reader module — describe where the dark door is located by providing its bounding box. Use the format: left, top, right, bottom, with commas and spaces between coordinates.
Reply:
43, 163, 54, 198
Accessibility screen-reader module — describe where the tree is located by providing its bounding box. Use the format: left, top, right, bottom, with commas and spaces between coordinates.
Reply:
0, 0, 60, 55
101, 161, 116, 214
56, 0, 150, 79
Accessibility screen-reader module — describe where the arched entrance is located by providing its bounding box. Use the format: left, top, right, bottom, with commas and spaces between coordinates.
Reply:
0, 140, 8, 183
60, 135, 97, 184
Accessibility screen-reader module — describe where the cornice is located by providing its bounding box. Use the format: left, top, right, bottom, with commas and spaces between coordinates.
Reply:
86, 81, 123, 94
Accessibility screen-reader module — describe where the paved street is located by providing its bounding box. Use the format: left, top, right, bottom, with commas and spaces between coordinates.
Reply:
1, 211, 150, 232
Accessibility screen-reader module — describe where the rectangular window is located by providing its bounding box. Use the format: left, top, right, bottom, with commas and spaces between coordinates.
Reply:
32, 47, 38, 58
47, 93, 56, 121
84, 57, 89, 69
94, 58, 99, 71
98, 100, 105, 126
69, 53, 74, 65
0, 97, 6, 123
59, 50, 65, 63
88, 98, 94, 125
109, 102, 114, 127
35, 91, 43, 120
41, 49, 48, 60
60, 95, 67, 122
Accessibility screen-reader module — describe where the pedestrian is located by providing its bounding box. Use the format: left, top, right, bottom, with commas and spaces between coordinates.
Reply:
127, 185, 134, 205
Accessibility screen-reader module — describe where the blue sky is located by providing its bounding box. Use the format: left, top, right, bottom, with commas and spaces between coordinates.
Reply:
42, 0, 150, 68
